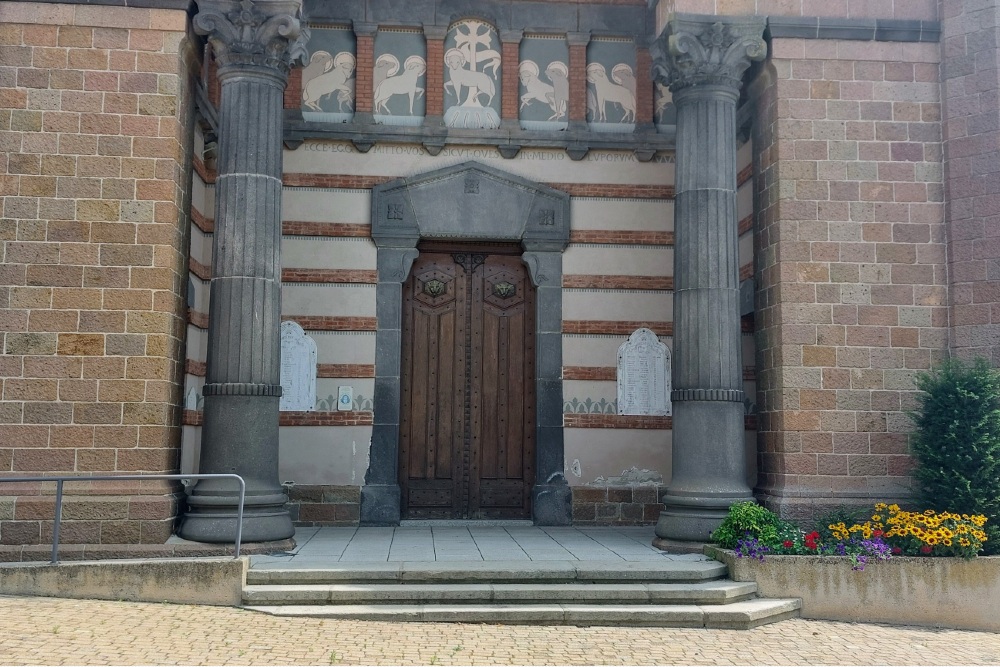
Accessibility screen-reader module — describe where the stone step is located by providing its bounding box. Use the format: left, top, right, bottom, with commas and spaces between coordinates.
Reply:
243, 598, 801, 629
245, 560, 729, 586
243, 580, 758, 606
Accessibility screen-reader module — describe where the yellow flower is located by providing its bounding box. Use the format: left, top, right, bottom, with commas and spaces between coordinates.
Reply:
889, 504, 900, 512
943, 539, 953, 547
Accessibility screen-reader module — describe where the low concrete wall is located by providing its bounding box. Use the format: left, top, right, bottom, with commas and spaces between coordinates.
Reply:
0, 557, 246, 606
707, 546, 1000, 632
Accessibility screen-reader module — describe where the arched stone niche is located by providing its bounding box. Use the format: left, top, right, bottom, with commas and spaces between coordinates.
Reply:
361, 161, 572, 525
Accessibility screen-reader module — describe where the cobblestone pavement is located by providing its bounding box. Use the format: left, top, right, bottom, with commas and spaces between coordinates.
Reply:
2, 596, 999, 665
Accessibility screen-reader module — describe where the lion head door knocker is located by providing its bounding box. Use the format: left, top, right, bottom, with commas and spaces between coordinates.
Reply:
424, 278, 446, 297
493, 281, 516, 299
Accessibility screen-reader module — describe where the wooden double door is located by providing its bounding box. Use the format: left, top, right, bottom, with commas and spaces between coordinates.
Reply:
399, 246, 536, 519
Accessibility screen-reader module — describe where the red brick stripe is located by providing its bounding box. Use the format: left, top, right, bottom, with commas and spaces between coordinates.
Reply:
283, 316, 377, 331
317, 364, 375, 378
185, 360, 206, 377
282, 269, 378, 284
569, 230, 674, 245
283, 221, 371, 237
737, 164, 753, 187
187, 309, 209, 329
738, 214, 753, 236
563, 320, 672, 336
744, 366, 757, 381
191, 207, 214, 233
280, 411, 373, 426
192, 156, 215, 184
563, 366, 616, 381
547, 183, 673, 199
563, 275, 672, 290
189, 257, 210, 281
283, 174, 394, 189
190, 218, 373, 238
740, 261, 754, 282
742, 315, 755, 333
564, 414, 671, 429
183, 410, 373, 426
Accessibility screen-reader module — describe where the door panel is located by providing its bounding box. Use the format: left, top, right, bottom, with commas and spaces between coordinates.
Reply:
400, 249, 536, 519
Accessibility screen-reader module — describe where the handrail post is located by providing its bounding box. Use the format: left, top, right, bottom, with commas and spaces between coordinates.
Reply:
234, 476, 244, 559
0, 473, 250, 563
51, 479, 64, 564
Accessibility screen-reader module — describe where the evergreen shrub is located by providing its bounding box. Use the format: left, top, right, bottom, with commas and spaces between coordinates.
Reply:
911, 358, 1000, 555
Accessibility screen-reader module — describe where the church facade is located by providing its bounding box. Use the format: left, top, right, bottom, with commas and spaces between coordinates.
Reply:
0, 0, 996, 548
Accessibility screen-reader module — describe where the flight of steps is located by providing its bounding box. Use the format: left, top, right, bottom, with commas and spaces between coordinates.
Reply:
243, 560, 800, 628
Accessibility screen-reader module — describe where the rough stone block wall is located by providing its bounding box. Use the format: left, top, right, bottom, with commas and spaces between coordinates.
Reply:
751, 38, 949, 520
941, 0, 1000, 365
0, 2, 193, 545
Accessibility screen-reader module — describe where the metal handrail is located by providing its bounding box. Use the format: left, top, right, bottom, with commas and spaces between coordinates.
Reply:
0, 473, 246, 564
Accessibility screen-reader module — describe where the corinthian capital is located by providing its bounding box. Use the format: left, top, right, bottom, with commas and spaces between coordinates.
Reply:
651, 14, 766, 93
194, 0, 308, 75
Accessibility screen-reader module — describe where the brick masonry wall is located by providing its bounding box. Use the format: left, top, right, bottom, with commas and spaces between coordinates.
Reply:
656, 0, 937, 24
572, 485, 665, 525
285, 485, 360, 526
941, 0, 1000, 365
0, 2, 193, 544
751, 39, 949, 520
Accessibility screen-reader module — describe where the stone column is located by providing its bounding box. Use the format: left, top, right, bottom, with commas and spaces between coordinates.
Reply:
650, 15, 766, 541
180, 0, 307, 543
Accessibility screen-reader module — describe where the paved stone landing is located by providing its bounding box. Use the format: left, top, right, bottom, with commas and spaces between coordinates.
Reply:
250, 526, 709, 567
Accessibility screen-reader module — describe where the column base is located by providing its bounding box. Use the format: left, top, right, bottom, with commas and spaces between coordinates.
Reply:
360, 483, 401, 525
656, 399, 753, 541
654, 502, 737, 542
532, 482, 572, 526
179, 502, 294, 543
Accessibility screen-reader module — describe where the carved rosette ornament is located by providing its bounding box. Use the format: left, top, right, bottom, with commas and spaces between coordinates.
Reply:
194, 0, 308, 77
650, 15, 766, 93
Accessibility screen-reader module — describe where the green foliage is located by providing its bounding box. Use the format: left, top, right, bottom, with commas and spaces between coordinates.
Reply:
710, 501, 783, 548
811, 505, 871, 543
911, 358, 1000, 555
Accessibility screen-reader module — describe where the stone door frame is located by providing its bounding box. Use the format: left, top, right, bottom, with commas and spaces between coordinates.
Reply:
362, 161, 572, 525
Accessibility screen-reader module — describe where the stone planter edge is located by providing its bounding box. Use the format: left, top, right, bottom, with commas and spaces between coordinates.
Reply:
705, 545, 1000, 632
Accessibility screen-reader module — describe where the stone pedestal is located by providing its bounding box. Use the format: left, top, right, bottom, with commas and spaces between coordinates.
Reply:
650, 15, 766, 541
180, 0, 307, 543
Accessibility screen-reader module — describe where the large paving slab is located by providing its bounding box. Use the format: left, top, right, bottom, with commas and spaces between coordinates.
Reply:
5, 596, 1000, 665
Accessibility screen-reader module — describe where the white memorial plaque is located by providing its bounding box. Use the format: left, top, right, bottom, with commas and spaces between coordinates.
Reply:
617, 327, 671, 416
279, 321, 317, 411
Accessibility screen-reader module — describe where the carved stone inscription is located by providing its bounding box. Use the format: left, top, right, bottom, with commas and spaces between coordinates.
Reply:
280, 321, 317, 412
617, 328, 671, 416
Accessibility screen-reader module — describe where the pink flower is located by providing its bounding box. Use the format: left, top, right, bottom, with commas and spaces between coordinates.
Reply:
920, 545, 933, 554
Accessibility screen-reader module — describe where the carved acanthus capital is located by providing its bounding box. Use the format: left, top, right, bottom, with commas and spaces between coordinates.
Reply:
651, 15, 766, 93
194, 0, 308, 76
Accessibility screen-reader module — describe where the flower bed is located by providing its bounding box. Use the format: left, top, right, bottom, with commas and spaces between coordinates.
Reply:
706, 545, 1000, 632
705, 502, 998, 631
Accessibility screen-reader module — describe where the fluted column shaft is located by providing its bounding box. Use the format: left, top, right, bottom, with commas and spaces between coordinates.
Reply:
180, 0, 307, 543
651, 15, 766, 541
